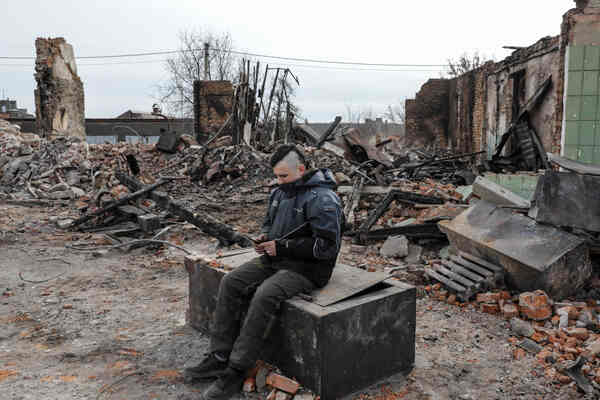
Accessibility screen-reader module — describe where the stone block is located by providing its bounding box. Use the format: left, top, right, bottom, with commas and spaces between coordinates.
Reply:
439, 200, 591, 299
156, 132, 179, 153
529, 171, 600, 233
379, 235, 408, 258
137, 214, 160, 233
185, 254, 416, 400
510, 318, 534, 337
405, 244, 423, 264
519, 338, 543, 354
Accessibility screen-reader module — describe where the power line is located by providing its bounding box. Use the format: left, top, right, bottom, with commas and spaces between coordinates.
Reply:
0, 58, 448, 72
0, 47, 447, 67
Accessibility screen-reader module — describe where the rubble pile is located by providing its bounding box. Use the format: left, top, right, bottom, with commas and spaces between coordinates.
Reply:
426, 285, 600, 390
386, 147, 479, 186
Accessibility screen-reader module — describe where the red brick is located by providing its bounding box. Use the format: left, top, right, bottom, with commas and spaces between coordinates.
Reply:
476, 292, 500, 304
243, 377, 256, 393
531, 331, 548, 344
502, 303, 519, 319
519, 291, 552, 321
548, 335, 563, 345
564, 347, 579, 355
513, 348, 526, 360
266, 373, 300, 395
556, 306, 578, 320
499, 291, 511, 300
447, 294, 457, 305
557, 374, 572, 384
480, 303, 500, 314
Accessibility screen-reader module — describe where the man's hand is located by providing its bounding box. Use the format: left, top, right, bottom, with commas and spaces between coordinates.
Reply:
255, 240, 276, 257
253, 233, 268, 244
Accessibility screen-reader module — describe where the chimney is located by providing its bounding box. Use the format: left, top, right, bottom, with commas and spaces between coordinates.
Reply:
575, 0, 589, 9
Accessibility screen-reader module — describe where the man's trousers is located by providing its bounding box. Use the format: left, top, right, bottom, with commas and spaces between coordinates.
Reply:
209, 256, 315, 370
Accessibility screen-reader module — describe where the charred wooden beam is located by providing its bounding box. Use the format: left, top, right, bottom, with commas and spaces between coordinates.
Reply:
316, 116, 342, 148
116, 172, 252, 247
349, 223, 444, 242
354, 189, 445, 244
69, 178, 172, 228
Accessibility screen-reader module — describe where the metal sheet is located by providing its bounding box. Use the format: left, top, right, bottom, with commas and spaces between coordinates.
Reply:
310, 264, 389, 307
547, 152, 600, 176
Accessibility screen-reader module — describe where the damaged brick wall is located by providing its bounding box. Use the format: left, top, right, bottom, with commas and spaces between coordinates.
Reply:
34, 37, 85, 139
407, 36, 559, 158
404, 79, 450, 148
193, 80, 233, 140
446, 62, 494, 154
486, 36, 560, 157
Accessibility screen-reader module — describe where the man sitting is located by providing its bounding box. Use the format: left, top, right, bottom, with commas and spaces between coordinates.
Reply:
185, 144, 343, 400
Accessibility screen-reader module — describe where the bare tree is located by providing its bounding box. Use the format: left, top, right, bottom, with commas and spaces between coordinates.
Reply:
446, 51, 492, 78
156, 29, 238, 117
384, 102, 405, 124
344, 104, 374, 126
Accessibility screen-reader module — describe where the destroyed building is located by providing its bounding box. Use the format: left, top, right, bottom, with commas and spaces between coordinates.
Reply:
193, 80, 233, 140
34, 37, 85, 140
406, 0, 600, 168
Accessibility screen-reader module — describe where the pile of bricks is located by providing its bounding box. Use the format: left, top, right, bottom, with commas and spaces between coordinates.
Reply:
427, 285, 600, 386
243, 362, 314, 400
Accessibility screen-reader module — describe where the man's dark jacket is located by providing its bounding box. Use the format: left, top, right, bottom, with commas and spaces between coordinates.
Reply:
261, 168, 343, 287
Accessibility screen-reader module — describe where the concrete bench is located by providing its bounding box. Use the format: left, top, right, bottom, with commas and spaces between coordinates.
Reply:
185, 252, 415, 400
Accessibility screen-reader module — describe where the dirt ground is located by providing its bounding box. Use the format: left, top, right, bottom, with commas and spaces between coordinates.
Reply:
0, 203, 585, 400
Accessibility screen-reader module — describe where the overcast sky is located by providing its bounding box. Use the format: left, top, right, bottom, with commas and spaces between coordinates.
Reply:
0, 1, 571, 122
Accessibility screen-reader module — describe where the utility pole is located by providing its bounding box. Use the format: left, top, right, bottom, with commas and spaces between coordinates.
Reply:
204, 42, 210, 80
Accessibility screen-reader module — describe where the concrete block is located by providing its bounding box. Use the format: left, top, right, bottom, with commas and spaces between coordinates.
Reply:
529, 171, 600, 232
379, 235, 408, 258
156, 132, 179, 153
439, 200, 591, 299
473, 176, 531, 208
137, 213, 160, 233
185, 254, 416, 400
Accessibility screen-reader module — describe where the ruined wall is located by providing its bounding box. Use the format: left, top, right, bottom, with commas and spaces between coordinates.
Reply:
446, 62, 494, 154
193, 80, 233, 141
485, 37, 560, 157
34, 38, 85, 139
404, 79, 450, 148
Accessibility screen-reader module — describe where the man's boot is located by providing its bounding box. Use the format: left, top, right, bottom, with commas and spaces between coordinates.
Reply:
183, 352, 228, 383
202, 366, 245, 400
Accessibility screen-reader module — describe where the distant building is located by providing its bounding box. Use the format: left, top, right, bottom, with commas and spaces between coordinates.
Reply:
0, 98, 34, 119
307, 118, 404, 138
116, 110, 164, 119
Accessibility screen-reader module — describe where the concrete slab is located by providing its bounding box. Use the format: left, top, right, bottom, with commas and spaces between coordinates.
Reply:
438, 201, 591, 299
529, 171, 600, 232
472, 176, 531, 208
185, 254, 416, 400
